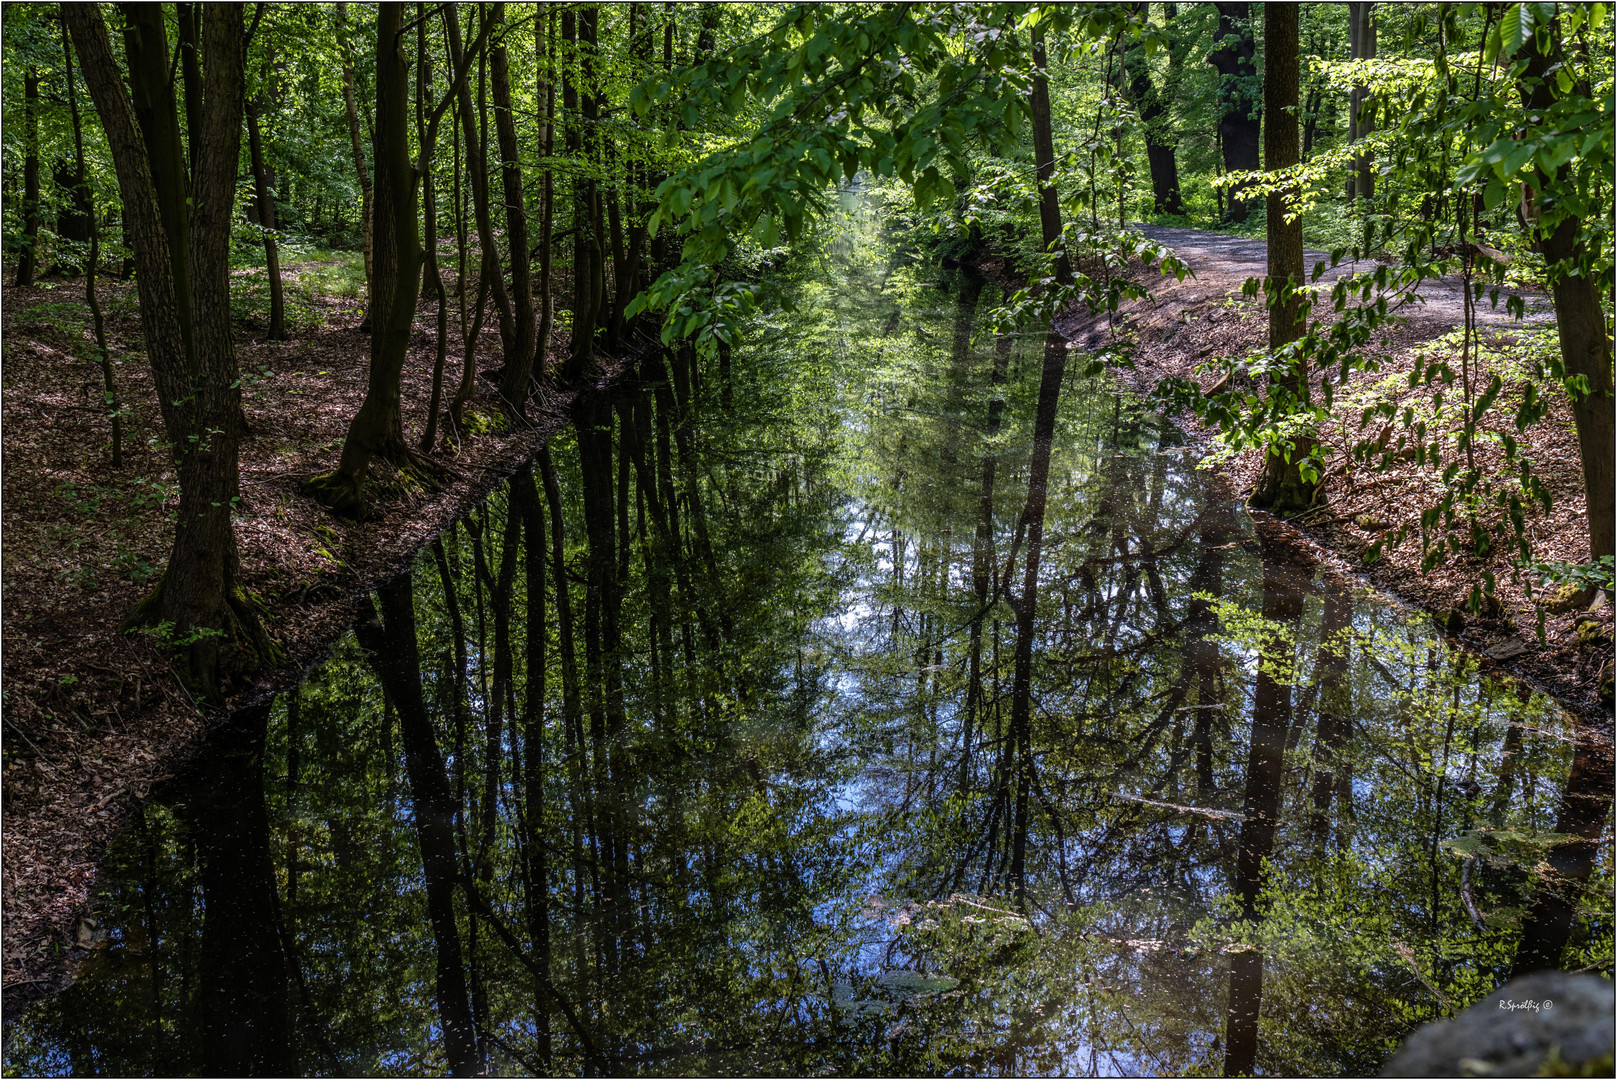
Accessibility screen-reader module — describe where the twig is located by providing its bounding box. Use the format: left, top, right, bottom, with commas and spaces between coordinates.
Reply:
1112, 791, 1245, 821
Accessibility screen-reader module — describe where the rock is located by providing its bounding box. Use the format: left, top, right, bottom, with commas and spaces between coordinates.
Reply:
1355, 512, 1389, 531
1382, 972, 1615, 1077
1573, 618, 1613, 647
1546, 582, 1598, 614
1435, 608, 1467, 635
1485, 638, 1530, 661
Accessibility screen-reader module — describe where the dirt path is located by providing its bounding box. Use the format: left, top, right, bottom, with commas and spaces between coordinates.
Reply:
1057, 225, 1610, 724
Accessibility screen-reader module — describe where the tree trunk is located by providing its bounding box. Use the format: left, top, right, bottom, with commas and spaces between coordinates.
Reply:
62, 23, 121, 469
1122, 3, 1184, 216
1521, 35, 1615, 562
337, 2, 374, 317
69, 2, 275, 696
418, 4, 450, 453
1207, 3, 1261, 223
15, 68, 40, 287
1250, 2, 1317, 516
1006, 329, 1070, 905
562, 7, 605, 381
490, 3, 538, 412
534, 7, 558, 382
1346, 2, 1376, 202
245, 71, 285, 340
307, 2, 434, 519
1028, 25, 1072, 281
190, 706, 293, 1077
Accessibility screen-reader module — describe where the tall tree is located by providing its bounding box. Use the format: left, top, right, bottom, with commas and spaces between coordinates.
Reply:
307, 2, 426, 517
61, 20, 121, 469
1028, 22, 1073, 282
15, 66, 40, 287
66, 1, 275, 694
1207, 2, 1261, 223
337, 1, 374, 318
1518, 19, 1614, 562
490, 2, 538, 413
245, 48, 285, 340
1250, 2, 1315, 515
1346, 2, 1376, 202
1122, 3, 1185, 216
308, 3, 486, 516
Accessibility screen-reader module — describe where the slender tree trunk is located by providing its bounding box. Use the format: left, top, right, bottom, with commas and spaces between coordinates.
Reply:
245, 69, 285, 340
62, 27, 121, 469
447, 7, 516, 379
511, 467, 552, 1064
1223, 545, 1310, 1077
1007, 330, 1070, 905
534, 7, 558, 382
419, 5, 451, 453
69, 2, 274, 695
15, 69, 40, 288
308, 2, 436, 519
337, 2, 374, 315
1028, 25, 1072, 282
1250, 3, 1317, 516
491, 3, 538, 412
1208, 3, 1261, 223
1346, 3, 1376, 202
191, 706, 292, 1076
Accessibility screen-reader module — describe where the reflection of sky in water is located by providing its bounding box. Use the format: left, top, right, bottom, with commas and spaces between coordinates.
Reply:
5, 205, 1607, 1079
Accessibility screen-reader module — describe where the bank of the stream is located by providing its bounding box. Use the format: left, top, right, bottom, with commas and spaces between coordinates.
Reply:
4, 209, 1610, 1076
0, 253, 640, 1001
1049, 225, 1613, 724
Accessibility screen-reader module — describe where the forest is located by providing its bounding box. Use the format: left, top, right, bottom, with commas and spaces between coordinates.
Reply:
1, 2, 1613, 1077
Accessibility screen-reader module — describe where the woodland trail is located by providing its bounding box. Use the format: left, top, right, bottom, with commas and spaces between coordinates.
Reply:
1126, 223, 1556, 334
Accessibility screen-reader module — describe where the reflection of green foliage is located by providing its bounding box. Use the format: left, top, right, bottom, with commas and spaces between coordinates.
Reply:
7, 191, 1609, 1080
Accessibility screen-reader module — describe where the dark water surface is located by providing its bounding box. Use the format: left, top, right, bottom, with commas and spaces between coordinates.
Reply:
6, 216, 1612, 1076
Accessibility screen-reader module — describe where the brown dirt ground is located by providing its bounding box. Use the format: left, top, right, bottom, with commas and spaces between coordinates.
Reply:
1, 255, 621, 1003
1050, 226, 1613, 723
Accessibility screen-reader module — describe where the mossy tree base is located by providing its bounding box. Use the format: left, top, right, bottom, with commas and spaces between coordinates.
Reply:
122, 568, 282, 704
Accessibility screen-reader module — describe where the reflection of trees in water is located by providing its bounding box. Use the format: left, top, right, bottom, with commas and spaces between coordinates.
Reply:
6, 240, 1610, 1079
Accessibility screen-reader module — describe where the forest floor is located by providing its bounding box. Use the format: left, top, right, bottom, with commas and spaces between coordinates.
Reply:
0, 253, 621, 1002
1049, 224, 1613, 723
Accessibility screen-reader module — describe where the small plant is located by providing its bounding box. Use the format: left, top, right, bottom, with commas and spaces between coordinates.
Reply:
113, 546, 157, 584
131, 620, 227, 651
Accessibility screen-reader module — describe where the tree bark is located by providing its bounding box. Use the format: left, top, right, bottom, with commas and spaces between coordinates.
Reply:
14, 68, 40, 287
245, 62, 285, 340
1521, 33, 1615, 562
62, 23, 121, 469
337, 2, 374, 314
418, 4, 450, 453
1346, 2, 1376, 202
68, 2, 275, 695
1028, 24, 1072, 282
1122, 4, 1184, 216
1207, 3, 1261, 223
490, 3, 537, 412
308, 2, 437, 519
1250, 2, 1317, 516
1223, 544, 1310, 1077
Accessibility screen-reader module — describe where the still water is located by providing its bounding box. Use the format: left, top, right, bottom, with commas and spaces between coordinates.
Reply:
6, 215, 1612, 1076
